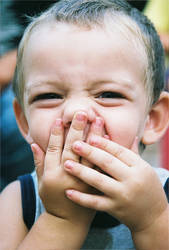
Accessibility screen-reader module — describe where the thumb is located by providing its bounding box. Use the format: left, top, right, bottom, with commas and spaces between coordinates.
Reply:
31, 143, 45, 180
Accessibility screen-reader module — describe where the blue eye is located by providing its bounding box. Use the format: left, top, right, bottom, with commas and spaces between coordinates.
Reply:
98, 92, 125, 99
32, 93, 62, 102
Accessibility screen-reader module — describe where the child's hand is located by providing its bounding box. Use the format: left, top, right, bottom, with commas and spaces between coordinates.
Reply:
64, 135, 168, 232
31, 112, 104, 225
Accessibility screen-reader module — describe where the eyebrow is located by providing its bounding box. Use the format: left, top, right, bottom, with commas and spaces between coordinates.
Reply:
25, 80, 63, 95
25, 77, 134, 94
91, 79, 133, 88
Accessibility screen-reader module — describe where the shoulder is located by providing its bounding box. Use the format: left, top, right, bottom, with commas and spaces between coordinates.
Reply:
0, 181, 28, 249
0, 180, 22, 209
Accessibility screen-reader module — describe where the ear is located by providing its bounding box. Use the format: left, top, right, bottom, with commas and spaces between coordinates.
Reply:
142, 91, 169, 145
13, 98, 33, 144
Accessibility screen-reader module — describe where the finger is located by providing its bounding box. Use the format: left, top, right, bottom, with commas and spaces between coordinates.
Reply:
45, 118, 64, 170
31, 143, 45, 179
131, 136, 139, 154
81, 154, 93, 168
88, 135, 142, 167
87, 117, 105, 139
62, 111, 87, 164
104, 134, 110, 139
72, 141, 129, 180
82, 117, 104, 168
65, 189, 112, 212
64, 160, 121, 196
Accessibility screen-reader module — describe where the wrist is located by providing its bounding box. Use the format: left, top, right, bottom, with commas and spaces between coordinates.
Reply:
132, 205, 169, 250
44, 209, 94, 235
18, 212, 91, 250
43, 211, 91, 248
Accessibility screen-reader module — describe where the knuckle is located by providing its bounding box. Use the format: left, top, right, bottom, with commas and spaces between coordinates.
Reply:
85, 146, 93, 158
62, 145, 78, 162
81, 158, 93, 168
47, 134, 63, 153
92, 171, 104, 188
52, 126, 63, 136
72, 122, 85, 131
91, 196, 100, 210
121, 190, 131, 205
103, 154, 113, 167
63, 144, 72, 153
47, 144, 61, 153
34, 158, 41, 168
103, 139, 109, 150
113, 146, 124, 158
117, 187, 132, 209
131, 178, 143, 193
69, 163, 81, 177
36, 166, 41, 178
40, 171, 57, 192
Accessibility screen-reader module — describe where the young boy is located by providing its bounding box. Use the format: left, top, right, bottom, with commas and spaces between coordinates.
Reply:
0, 0, 169, 249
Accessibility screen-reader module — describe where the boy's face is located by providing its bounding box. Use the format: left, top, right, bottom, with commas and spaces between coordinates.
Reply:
21, 23, 149, 152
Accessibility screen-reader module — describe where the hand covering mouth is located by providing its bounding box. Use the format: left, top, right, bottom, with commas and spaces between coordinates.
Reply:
64, 121, 91, 144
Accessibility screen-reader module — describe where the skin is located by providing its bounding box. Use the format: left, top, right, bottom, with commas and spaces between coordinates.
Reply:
0, 112, 103, 250
21, 23, 149, 150
0, 23, 169, 249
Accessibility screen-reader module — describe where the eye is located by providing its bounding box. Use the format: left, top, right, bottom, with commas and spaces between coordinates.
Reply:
97, 91, 125, 99
32, 93, 63, 102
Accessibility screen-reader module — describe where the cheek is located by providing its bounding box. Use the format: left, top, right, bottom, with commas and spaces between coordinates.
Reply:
103, 111, 141, 149
29, 120, 51, 151
27, 111, 58, 152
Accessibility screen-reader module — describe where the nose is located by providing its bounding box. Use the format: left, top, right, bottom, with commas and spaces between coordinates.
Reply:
62, 98, 97, 127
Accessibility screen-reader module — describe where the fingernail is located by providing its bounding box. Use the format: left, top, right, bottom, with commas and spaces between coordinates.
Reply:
31, 143, 37, 154
73, 141, 83, 151
94, 117, 103, 127
55, 119, 62, 127
52, 119, 63, 134
89, 135, 99, 146
66, 190, 74, 198
64, 160, 74, 169
75, 112, 86, 121
104, 134, 110, 139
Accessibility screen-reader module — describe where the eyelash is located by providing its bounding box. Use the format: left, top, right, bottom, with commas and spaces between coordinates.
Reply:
32, 93, 63, 102
31, 91, 125, 104
96, 91, 125, 99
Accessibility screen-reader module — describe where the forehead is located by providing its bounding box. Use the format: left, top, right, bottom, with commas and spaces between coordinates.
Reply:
26, 19, 146, 56
23, 22, 147, 95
